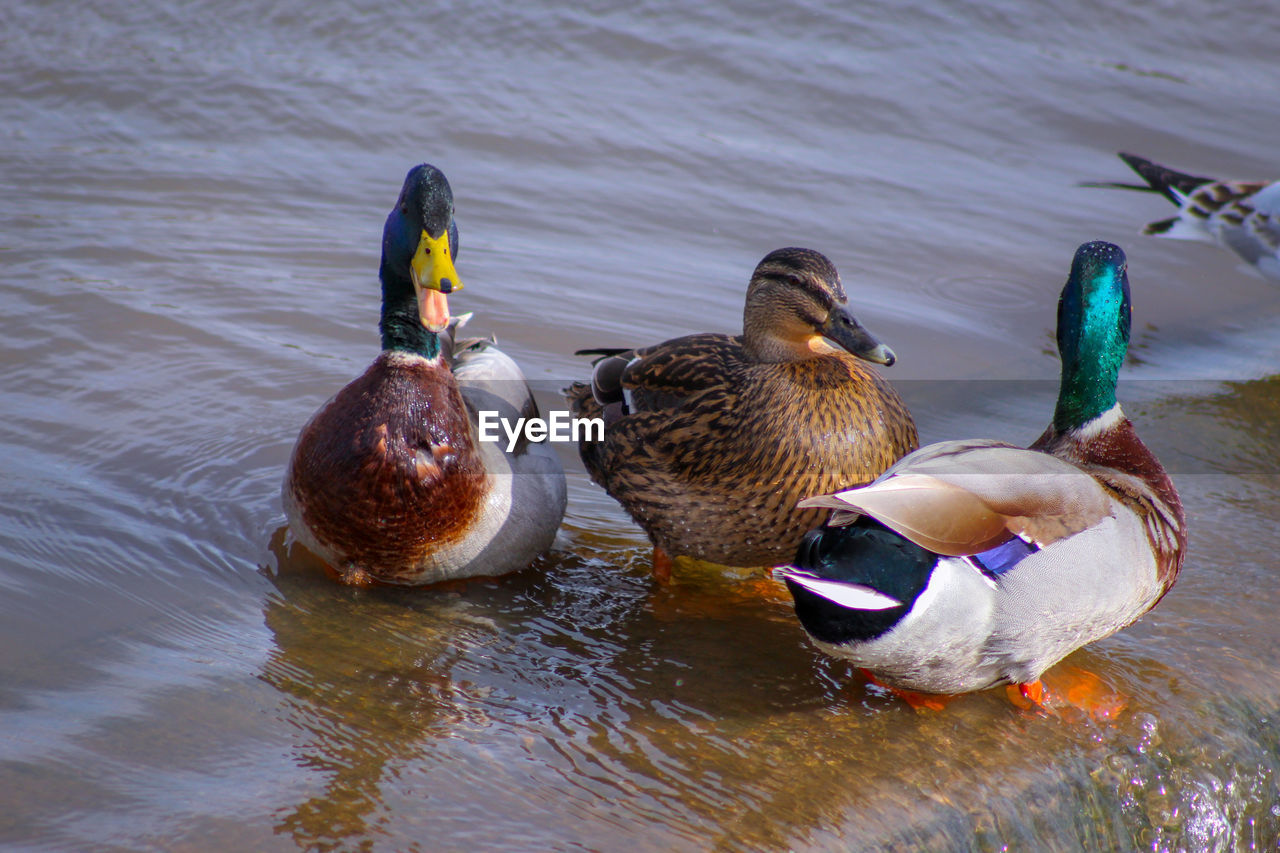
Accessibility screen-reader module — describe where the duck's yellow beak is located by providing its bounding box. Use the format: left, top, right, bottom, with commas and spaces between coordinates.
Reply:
410, 229, 463, 332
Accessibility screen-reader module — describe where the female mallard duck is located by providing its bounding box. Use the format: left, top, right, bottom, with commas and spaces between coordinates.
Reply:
283, 164, 566, 586
1086, 152, 1280, 281
566, 247, 918, 575
775, 241, 1187, 705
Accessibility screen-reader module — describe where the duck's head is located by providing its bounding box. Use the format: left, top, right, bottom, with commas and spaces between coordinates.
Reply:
1053, 241, 1131, 432
379, 164, 464, 353
741, 247, 896, 366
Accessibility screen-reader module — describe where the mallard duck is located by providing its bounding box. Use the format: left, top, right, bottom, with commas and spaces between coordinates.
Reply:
1085, 151, 1280, 281
775, 241, 1187, 705
566, 247, 918, 575
282, 164, 566, 586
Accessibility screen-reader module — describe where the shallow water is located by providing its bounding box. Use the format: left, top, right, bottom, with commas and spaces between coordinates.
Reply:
2, 0, 1279, 849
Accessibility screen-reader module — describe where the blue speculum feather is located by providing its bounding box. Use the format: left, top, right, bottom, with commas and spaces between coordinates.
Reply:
968, 536, 1038, 578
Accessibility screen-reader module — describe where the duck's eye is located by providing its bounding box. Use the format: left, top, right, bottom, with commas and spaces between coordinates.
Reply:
424, 247, 431, 255
401, 205, 408, 215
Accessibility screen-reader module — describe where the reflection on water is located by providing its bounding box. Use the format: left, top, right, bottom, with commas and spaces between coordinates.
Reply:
4, 0, 1280, 847
262, 536, 462, 845
262, 499, 1280, 851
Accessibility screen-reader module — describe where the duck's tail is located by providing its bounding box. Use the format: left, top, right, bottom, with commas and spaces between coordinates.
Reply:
566, 347, 636, 425
1079, 152, 1215, 206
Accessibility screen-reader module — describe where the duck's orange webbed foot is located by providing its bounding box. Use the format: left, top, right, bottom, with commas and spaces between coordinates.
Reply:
1006, 665, 1127, 720
733, 575, 793, 605
652, 545, 674, 584
1007, 680, 1048, 711
862, 670, 959, 712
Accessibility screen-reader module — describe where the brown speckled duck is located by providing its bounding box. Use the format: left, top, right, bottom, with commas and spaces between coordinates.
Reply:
566, 247, 918, 576
283, 164, 566, 586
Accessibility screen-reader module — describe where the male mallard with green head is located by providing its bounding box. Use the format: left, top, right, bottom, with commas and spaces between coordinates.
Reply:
567, 247, 918, 575
283, 164, 566, 586
776, 242, 1187, 708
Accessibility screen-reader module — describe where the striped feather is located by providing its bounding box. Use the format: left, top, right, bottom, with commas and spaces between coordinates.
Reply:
1090, 152, 1280, 280
566, 248, 918, 568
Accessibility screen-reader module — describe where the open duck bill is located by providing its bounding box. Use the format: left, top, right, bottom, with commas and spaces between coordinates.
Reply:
410, 229, 463, 332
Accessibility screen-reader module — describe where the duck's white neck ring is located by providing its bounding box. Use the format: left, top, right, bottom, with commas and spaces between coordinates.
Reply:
1068, 402, 1125, 441
384, 350, 444, 368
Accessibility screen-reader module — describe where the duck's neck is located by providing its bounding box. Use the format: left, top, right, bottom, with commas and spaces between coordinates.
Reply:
1038, 403, 1134, 469
742, 313, 836, 363
378, 266, 442, 360
742, 334, 820, 363
1033, 405, 1186, 586
1052, 351, 1121, 433
1052, 267, 1128, 432
1035, 404, 1181, 521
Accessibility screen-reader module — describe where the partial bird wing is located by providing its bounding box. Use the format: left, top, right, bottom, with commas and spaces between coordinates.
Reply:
569, 334, 742, 415
800, 440, 1113, 556
620, 334, 744, 406
1249, 181, 1280, 217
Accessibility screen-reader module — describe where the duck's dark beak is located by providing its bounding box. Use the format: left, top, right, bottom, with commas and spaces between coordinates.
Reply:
410, 229, 463, 332
821, 304, 896, 366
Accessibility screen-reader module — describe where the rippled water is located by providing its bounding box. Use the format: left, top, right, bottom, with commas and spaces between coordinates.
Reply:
3, 0, 1279, 848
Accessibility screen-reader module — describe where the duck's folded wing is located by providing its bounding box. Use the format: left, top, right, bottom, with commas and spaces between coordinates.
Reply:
800, 440, 1113, 556
454, 339, 540, 435
621, 334, 743, 406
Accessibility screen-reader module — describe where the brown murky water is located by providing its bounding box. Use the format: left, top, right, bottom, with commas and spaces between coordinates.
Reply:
3, 0, 1279, 849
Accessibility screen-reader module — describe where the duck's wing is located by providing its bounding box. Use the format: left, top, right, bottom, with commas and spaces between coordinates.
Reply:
616, 333, 742, 410
568, 333, 743, 419
568, 381, 760, 511
1083, 152, 1222, 242
453, 336, 541, 455
1251, 181, 1280, 217
1099, 152, 1216, 203
1214, 181, 1280, 277
800, 440, 1113, 556
1085, 154, 1280, 278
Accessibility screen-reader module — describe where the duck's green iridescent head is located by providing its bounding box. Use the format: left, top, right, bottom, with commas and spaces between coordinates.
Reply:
379, 164, 463, 353
1053, 241, 1132, 432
